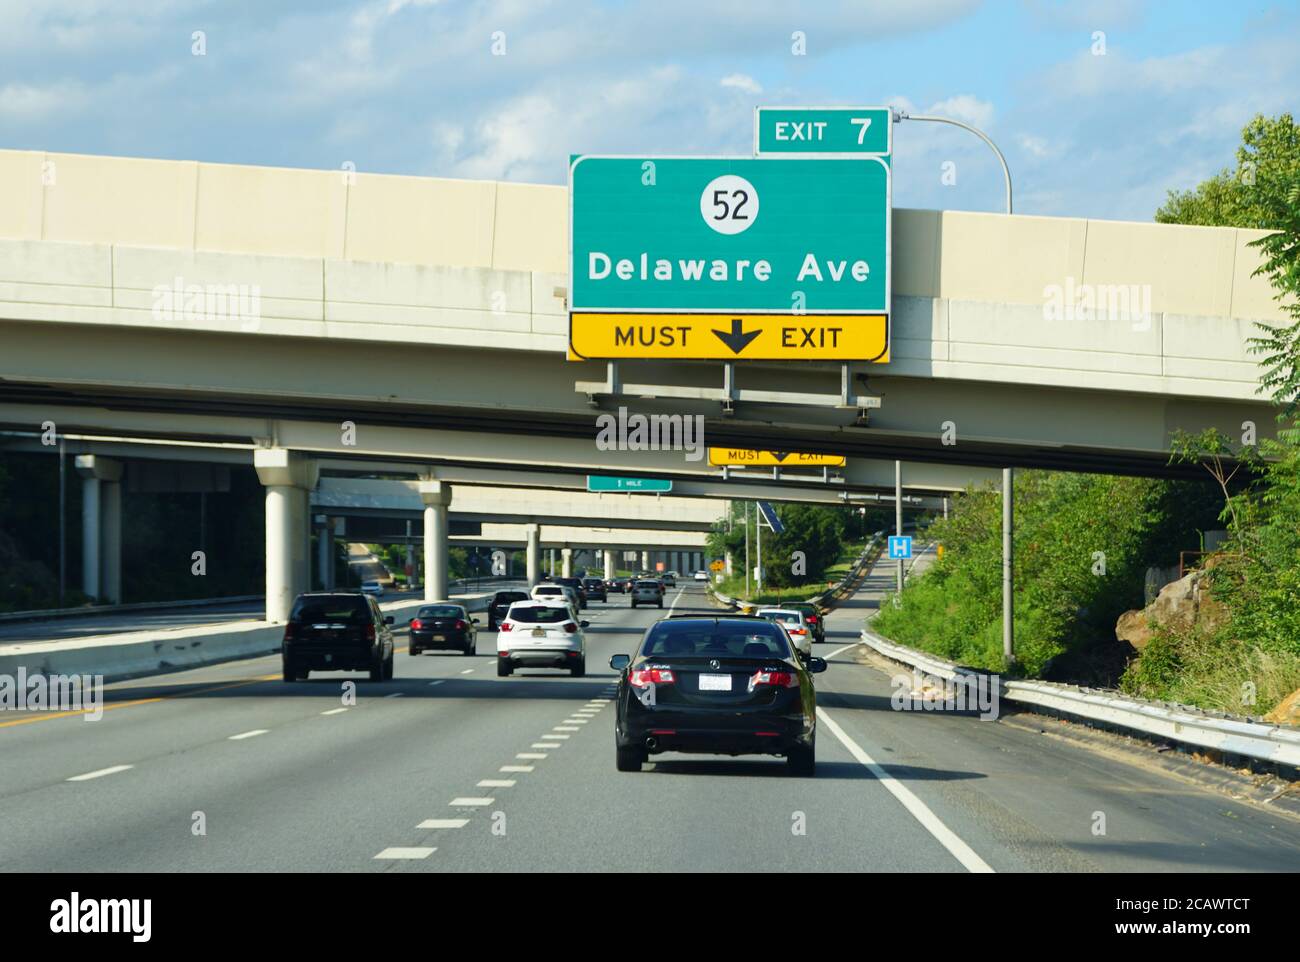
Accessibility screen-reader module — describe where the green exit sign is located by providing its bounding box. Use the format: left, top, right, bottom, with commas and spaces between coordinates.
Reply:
755, 106, 893, 157
586, 475, 673, 493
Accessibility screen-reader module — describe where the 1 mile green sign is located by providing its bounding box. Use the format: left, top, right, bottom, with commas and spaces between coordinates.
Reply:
568, 154, 890, 362
586, 475, 673, 493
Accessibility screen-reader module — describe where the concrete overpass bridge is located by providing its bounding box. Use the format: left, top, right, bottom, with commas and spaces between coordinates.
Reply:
1, 148, 1286, 618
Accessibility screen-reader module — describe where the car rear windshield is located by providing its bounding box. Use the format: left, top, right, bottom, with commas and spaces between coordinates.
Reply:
533, 586, 563, 595
494, 592, 528, 603
762, 611, 801, 624
635, 581, 660, 588
291, 595, 370, 623
507, 606, 572, 624
640, 621, 791, 658
417, 606, 464, 619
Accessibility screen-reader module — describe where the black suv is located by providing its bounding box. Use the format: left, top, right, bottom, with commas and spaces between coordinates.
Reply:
281, 592, 395, 682
581, 577, 607, 602
487, 590, 529, 630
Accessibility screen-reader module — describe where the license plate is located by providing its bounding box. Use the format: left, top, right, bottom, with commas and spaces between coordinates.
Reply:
432, 634, 445, 642
699, 674, 731, 691
532, 628, 546, 638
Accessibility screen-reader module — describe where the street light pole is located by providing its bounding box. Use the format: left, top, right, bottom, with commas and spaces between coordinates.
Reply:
893, 109, 1013, 214
895, 108, 1015, 662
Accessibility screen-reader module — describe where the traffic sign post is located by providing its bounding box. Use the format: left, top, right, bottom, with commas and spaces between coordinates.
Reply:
568, 155, 890, 362
708, 448, 845, 468
586, 475, 672, 493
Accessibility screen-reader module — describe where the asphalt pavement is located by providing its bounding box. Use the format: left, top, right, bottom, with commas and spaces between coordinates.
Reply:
1, 568, 1298, 872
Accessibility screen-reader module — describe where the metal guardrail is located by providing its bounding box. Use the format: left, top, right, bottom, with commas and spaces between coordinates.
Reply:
861, 628, 1300, 770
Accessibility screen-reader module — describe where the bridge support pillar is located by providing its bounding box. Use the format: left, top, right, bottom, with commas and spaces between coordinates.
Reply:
640, 550, 649, 571
561, 547, 572, 578
525, 524, 541, 586
419, 480, 452, 602
75, 456, 123, 605
603, 549, 615, 581
254, 449, 318, 623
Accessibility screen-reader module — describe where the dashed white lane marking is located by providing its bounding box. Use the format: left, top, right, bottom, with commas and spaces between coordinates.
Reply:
500, 765, 534, 773
460, 669, 475, 675
418, 819, 469, 829
824, 641, 862, 660
385, 692, 405, 698
554, 726, 580, 732
564, 718, 590, 724
67, 764, 133, 782
516, 752, 548, 760
532, 742, 562, 749
546, 733, 571, 739
477, 779, 516, 788
228, 729, 270, 740
449, 797, 494, 807
374, 847, 435, 860
428, 680, 444, 687
320, 707, 349, 715
815, 706, 994, 874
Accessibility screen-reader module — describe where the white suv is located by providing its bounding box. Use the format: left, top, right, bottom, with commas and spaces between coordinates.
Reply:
755, 608, 813, 657
497, 601, 588, 676
360, 581, 385, 598
630, 579, 664, 609
530, 583, 578, 613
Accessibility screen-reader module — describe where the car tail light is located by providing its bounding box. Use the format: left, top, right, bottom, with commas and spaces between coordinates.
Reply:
499, 622, 513, 632
499, 650, 510, 657
283, 623, 297, 641
806, 615, 818, 624
563, 622, 577, 633
749, 669, 798, 690
629, 668, 675, 688
411, 619, 423, 630
455, 620, 467, 630
365, 623, 376, 641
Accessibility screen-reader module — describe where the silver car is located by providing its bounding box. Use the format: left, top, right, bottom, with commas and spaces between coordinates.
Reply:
630, 579, 664, 609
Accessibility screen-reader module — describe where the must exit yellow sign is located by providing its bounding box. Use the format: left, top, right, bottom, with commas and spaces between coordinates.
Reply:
568, 313, 888, 361
708, 448, 846, 467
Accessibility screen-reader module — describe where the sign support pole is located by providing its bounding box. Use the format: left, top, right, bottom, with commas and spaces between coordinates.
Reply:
744, 501, 751, 598
1003, 467, 1014, 666
895, 460, 904, 593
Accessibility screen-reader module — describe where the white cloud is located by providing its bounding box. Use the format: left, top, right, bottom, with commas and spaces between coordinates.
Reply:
926, 94, 996, 130
720, 73, 762, 94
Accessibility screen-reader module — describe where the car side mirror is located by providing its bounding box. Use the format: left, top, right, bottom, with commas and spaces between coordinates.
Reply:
806, 657, 828, 674
609, 653, 630, 671
580, 620, 590, 628
406, 618, 414, 625
472, 618, 481, 624
384, 616, 394, 625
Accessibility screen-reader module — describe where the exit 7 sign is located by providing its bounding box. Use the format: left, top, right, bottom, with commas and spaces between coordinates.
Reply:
755, 106, 893, 157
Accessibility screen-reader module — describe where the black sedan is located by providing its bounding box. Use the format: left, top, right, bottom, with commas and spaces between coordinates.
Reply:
486, 590, 529, 631
609, 615, 826, 776
581, 577, 607, 602
409, 604, 478, 656
605, 578, 625, 594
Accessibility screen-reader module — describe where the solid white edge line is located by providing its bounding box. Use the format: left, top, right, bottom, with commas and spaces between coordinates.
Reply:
67, 764, 133, 782
824, 641, 862, 660
815, 706, 994, 873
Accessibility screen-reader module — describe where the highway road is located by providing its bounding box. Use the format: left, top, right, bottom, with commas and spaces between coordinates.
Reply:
1, 567, 1298, 872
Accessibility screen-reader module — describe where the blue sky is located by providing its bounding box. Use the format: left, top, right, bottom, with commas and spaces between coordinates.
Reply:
1, 0, 1296, 221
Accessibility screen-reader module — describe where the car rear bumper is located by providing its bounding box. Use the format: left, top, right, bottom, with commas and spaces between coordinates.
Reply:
499, 648, 583, 668
284, 644, 375, 671
410, 630, 470, 649
619, 703, 811, 756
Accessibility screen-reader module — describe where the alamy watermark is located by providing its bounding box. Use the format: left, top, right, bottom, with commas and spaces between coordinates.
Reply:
890, 668, 999, 720
1043, 277, 1152, 331
152, 276, 261, 331
595, 406, 705, 462
0, 669, 103, 720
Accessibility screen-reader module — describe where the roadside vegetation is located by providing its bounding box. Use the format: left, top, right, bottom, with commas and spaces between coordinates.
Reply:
705, 502, 887, 605
876, 113, 1300, 714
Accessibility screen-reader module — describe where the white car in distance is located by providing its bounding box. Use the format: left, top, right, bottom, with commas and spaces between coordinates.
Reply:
360, 581, 385, 598
755, 608, 813, 658
497, 601, 588, 677
530, 583, 579, 615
